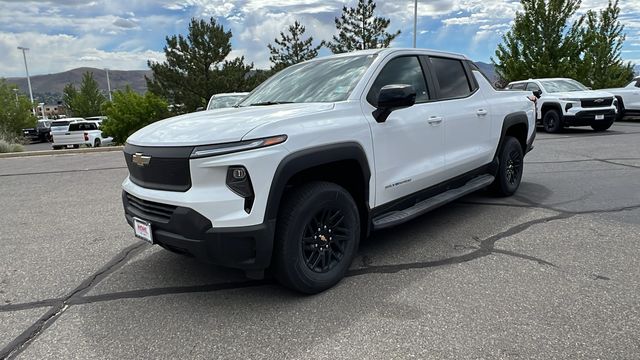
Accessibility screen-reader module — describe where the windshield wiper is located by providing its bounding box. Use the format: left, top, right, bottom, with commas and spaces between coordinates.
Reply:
249, 101, 295, 106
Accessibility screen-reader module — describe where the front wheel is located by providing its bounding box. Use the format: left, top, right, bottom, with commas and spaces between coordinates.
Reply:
94, 139, 101, 147
273, 182, 360, 294
543, 109, 562, 133
591, 121, 614, 132
491, 136, 524, 197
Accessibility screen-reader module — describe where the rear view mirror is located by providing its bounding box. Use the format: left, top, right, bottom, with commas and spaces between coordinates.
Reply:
373, 84, 416, 123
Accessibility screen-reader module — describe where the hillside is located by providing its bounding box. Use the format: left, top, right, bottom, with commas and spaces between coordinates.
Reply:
6, 67, 152, 102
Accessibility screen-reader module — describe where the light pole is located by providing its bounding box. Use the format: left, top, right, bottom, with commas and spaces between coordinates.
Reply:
413, 0, 418, 48
17, 46, 35, 115
105, 68, 112, 101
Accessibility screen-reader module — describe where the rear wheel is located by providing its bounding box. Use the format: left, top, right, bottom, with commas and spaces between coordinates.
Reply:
543, 109, 562, 133
94, 138, 101, 147
274, 182, 360, 294
491, 136, 524, 197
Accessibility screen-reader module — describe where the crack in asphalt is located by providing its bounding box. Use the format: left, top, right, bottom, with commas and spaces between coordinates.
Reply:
1, 199, 639, 359
526, 157, 640, 165
535, 130, 640, 141
0, 243, 146, 360
0, 166, 127, 178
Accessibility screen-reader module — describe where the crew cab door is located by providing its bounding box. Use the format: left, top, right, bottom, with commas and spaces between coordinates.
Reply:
427, 56, 493, 178
362, 55, 446, 207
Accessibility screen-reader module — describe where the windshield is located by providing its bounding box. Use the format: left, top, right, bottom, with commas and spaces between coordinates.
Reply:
539, 79, 589, 93
208, 95, 246, 110
239, 54, 376, 106
50, 121, 70, 127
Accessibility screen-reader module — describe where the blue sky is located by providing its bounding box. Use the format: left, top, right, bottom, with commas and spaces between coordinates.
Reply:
1, 0, 639, 77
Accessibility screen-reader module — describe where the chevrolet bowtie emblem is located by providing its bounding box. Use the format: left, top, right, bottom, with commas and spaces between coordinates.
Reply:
132, 153, 151, 166
594, 98, 605, 103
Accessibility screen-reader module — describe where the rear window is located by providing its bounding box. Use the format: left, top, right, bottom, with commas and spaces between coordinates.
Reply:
51, 121, 70, 127
69, 123, 98, 131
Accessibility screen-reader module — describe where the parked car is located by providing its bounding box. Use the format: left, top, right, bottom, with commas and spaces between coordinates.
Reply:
506, 78, 617, 132
121, 48, 536, 293
85, 116, 108, 123
49, 118, 84, 141
51, 121, 113, 149
22, 119, 51, 143
601, 76, 640, 120
206, 92, 249, 110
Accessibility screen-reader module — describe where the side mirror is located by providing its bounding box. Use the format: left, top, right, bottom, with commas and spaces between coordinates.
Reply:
373, 84, 416, 123
532, 90, 542, 99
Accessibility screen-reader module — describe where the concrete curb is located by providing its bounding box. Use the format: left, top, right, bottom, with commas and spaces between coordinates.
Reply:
0, 146, 124, 159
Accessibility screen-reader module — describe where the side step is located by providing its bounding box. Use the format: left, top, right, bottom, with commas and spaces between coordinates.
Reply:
372, 174, 495, 230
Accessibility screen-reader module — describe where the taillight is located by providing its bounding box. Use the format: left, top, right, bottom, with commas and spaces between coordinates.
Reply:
84, 132, 89, 141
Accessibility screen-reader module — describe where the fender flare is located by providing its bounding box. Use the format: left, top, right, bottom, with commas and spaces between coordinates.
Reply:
494, 111, 529, 159
264, 142, 371, 222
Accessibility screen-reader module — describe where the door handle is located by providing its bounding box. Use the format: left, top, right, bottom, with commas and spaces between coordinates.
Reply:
476, 109, 488, 116
427, 116, 443, 125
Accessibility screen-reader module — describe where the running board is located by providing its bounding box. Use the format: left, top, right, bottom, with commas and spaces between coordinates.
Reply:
372, 174, 495, 230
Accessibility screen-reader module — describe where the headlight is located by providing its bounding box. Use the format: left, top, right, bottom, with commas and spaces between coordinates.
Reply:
190, 135, 287, 159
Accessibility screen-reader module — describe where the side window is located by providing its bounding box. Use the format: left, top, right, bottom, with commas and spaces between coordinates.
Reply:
510, 83, 527, 90
429, 57, 473, 99
526, 83, 540, 92
367, 56, 429, 106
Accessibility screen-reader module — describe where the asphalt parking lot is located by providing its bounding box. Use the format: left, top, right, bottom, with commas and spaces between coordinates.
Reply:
1, 122, 640, 359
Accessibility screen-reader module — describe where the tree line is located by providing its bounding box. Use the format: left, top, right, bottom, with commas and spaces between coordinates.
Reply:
6, 0, 632, 144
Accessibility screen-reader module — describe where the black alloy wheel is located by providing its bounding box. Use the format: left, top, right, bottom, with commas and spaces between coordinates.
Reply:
302, 208, 350, 273
490, 136, 524, 197
274, 181, 360, 294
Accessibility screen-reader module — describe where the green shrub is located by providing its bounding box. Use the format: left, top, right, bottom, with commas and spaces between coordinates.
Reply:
10, 143, 24, 152
0, 139, 10, 153
101, 87, 170, 144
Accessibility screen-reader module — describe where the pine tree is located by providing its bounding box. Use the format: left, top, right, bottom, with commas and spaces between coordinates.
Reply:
63, 72, 105, 117
577, 0, 634, 89
492, 0, 584, 83
268, 21, 322, 71
326, 0, 400, 54
147, 18, 258, 113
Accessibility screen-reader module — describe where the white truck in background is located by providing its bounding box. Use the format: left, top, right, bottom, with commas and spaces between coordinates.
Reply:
52, 121, 113, 149
601, 76, 640, 120
507, 78, 618, 132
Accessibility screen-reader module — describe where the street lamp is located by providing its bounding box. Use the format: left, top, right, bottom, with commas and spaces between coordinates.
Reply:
104, 68, 112, 101
17, 46, 36, 115
413, 0, 418, 48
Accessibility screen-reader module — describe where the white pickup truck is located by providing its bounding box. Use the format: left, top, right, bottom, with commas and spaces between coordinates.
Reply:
507, 78, 617, 132
602, 76, 640, 119
52, 121, 113, 149
121, 48, 536, 293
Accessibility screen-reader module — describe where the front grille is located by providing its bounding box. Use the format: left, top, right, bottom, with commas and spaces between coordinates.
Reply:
125, 193, 177, 222
124, 144, 193, 192
581, 98, 613, 108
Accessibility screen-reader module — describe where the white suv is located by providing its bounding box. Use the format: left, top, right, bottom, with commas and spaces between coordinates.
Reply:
122, 48, 536, 293
507, 78, 617, 132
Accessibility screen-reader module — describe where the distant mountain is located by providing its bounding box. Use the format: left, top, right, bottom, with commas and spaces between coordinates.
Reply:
6, 67, 152, 103
474, 61, 497, 82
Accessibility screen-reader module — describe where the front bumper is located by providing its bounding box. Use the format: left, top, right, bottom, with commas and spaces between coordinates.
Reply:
563, 109, 616, 126
122, 191, 275, 271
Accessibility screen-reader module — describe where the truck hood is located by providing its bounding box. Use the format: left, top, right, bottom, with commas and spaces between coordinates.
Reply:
127, 103, 334, 147
551, 90, 614, 99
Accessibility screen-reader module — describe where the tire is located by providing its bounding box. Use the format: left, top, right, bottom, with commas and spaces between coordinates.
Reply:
615, 99, 625, 121
52, 146, 61, 150
94, 139, 101, 147
591, 121, 614, 132
543, 109, 562, 133
490, 136, 524, 197
273, 181, 360, 294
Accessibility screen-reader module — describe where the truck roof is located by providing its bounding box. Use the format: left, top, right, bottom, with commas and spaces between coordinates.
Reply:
309, 48, 470, 62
